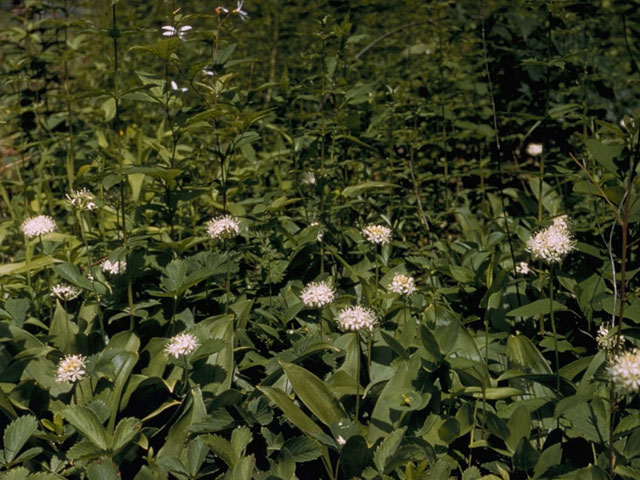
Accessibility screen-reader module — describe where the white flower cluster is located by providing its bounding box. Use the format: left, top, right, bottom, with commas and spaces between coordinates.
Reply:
526, 215, 575, 263
362, 224, 392, 245
102, 259, 126, 275
56, 354, 87, 383
207, 215, 240, 240
597, 324, 623, 351
21, 215, 56, 238
66, 188, 97, 210
516, 261, 531, 275
388, 274, 416, 296
609, 349, 640, 395
300, 281, 335, 308
165, 333, 199, 359
51, 283, 81, 301
336, 305, 378, 332
526, 143, 543, 156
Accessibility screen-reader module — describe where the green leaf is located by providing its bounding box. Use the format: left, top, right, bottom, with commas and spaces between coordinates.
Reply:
201, 434, 234, 468
281, 436, 323, 463
3, 415, 37, 464
373, 427, 405, 474
280, 361, 346, 427
257, 386, 324, 435
340, 436, 371, 479
513, 437, 539, 471
506, 405, 531, 452
585, 138, 623, 174
506, 299, 568, 318
86, 457, 119, 480
112, 417, 140, 452
49, 300, 78, 352
62, 405, 109, 451
341, 181, 396, 197
624, 426, 640, 458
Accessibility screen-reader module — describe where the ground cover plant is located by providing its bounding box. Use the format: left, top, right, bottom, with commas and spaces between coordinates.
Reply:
1, 0, 640, 478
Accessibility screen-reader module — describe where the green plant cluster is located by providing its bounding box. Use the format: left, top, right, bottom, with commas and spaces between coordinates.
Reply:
1, 0, 640, 478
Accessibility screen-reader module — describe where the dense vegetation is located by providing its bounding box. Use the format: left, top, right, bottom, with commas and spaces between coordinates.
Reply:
1, 0, 640, 478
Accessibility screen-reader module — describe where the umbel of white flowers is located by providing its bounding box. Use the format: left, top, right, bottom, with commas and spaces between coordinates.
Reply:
609, 349, 640, 395
300, 281, 335, 308
526, 215, 575, 264
362, 224, 392, 245
56, 354, 87, 383
207, 215, 240, 240
165, 333, 199, 358
21, 215, 56, 238
336, 305, 378, 332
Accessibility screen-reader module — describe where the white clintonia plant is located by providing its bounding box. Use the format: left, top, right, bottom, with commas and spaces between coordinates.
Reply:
66, 188, 97, 210
609, 349, 640, 395
388, 274, 416, 296
336, 305, 378, 332
362, 224, 392, 245
56, 354, 87, 383
526, 215, 575, 263
165, 333, 199, 359
207, 215, 240, 240
51, 283, 81, 301
21, 215, 57, 238
300, 281, 335, 308
103, 259, 126, 275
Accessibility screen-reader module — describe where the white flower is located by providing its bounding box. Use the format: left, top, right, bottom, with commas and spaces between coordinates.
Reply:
232, 0, 248, 20
310, 222, 324, 242
362, 224, 392, 245
516, 262, 531, 275
21, 215, 56, 238
526, 143, 543, 156
388, 274, 416, 295
66, 188, 97, 211
102, 259, 126, 275
597, 324, 622, 351
51, 283, 81, 301
609, 349, 640, 395
203, 69, 215, 76
336, 305, 378, 332
300, 281, 335, 308
165, 333, 199, 358
526, 217, 575, 264
170, 80, 188, 93
337, 435, 346, 446
215, 6, 229, 15
162, 25, 192, 40
206, 215, 240, 240
56, 354, 87, 383
302, 172, 316, 185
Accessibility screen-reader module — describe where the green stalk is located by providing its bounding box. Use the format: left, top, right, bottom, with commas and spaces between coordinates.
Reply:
355, 331, 361, 421
549, 265, 560, 393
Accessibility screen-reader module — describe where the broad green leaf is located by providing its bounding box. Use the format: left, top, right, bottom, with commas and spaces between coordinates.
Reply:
257, 386, 324, 435
86, 457, 119, 480
112, 417, 140, 452
62, 406, 109, 451
231, 426, 252, 460
3, 415, 37, 463
201, 434, 234, 468
158, 386, 207, 458
506, 405, 531, 452
513, 437, 539, 471
585, 138, 623, 174
281, 436, 323, 463
340, 436, 371, 479
373, 427, 405, 474
341, 181, 396, 197
280, 361, 346, 427
49, 301, 78, 352
506, 299, 568, 318
624, 426, 640, 458
231, 455, 254, 480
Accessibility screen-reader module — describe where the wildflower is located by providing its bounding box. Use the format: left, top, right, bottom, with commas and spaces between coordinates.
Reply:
516, 262, 531, 275
609, 349, 640, 395
337, 435, 346, 446
597, 324, 622, 351
232, 1, 248, 20
203, 69, 215, 76
21, 215, 56, 238
362, 224, 392, 245
301, 172, 316, 185
215, 6, 229, 15
66, 188, 97, 211
56, 354, 87, 383
300, 281, 335, 308
310, 222, 324, 242
51, 283, 81, 301
170, 80, 188, 93
526, 143, 543, 156
102, 259, 126, 275
165, 333, 199, 358
336, 305, 378, 332
206, 215, 240, 240
161, 25, 192, 40
388, 274, 416, 296
526, 217, 575, 264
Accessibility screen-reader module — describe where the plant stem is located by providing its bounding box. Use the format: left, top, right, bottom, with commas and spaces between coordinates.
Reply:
355, 331, 361, 421
549, 266, 560, 393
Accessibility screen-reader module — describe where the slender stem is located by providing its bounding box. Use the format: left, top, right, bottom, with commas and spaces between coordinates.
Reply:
355, 332, 361, 421
549, 266, 560, 393
225, 241, 231, 314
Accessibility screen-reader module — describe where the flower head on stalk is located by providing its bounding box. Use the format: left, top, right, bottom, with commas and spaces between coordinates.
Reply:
597, 324, 623, 352
232, 1, 248, 20
609, 349, 640, 395
66, 188, 97, 211
162, 25, 192, 40
362, 224, 392, 246
388, 274, 416, 296
336, 305, 378, 332
165, 333, 199, 359
56, 354, 87, 383
102, 259, 126, 275
51, 283, 81, 301
526, 143, 543, 156
21, 215, 56, 238
526, 216, 575, 264
300, 281, 335, 308
206, 215, 240, 240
